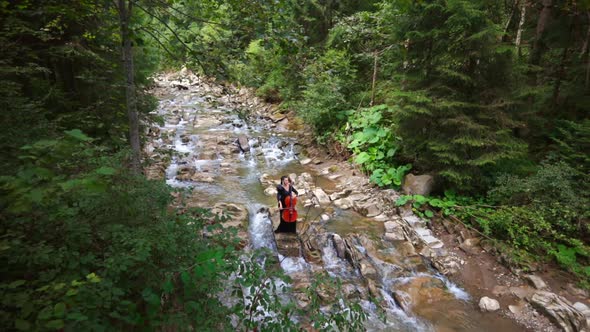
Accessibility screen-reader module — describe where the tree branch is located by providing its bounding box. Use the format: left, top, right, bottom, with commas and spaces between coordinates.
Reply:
132, 1, 207, 73
143, 0, 226, 27
139, 27, 181, 61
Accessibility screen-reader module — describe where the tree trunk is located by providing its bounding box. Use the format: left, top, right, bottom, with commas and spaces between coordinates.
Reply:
583, 12, 590, 89
552, 46, 569, 106
503, 0, 518, 41
530, 0, 552, 65
515, 1, 527, 56
118, 0, 141, 174
370, 51, 378, 106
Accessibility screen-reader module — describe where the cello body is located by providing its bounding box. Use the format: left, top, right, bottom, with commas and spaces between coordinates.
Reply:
282, 195, 298, 222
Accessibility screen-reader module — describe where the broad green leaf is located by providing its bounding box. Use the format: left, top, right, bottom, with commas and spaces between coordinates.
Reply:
354, 152, 371, 164
395, 196, 411, 206
64, 129, 92, 141
386, 148, 396, 157
425, 210, 434, 218
54, 303, 66, 317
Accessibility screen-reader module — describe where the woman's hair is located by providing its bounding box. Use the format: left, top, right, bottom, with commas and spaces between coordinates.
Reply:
280, 175, 292, 184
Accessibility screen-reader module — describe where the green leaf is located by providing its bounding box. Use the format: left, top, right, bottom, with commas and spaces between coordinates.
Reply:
9, 280, 26, 288
395, 196, 411, 206
86, 273, 101, 283
386, 148, 396, 157
425, 210, 434, 218
95, 167, 116, 175
15, 319, 30, 331
64, 129, 92, 141
45, 319, 64, 330
54, 303, 66, 317
66, 312, 88, 321
354, 152, 371, 164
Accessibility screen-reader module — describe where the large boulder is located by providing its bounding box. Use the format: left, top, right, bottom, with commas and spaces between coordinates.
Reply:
479, 297, 500, 312
530, 291, 588, 332
402, 174, 435, 196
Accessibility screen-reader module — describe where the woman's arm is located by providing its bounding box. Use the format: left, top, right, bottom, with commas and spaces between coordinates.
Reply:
277, 186, 283, 208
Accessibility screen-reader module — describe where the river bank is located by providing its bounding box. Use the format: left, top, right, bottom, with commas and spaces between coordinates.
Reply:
144, 69, 588, 331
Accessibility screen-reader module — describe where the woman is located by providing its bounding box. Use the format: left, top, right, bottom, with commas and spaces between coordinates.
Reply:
275, 175, 298, 233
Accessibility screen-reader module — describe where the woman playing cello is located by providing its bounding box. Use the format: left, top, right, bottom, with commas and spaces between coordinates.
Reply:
275, 175, 298, 233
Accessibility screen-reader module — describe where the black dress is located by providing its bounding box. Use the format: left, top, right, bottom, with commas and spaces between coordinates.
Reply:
275, 185, 298, 233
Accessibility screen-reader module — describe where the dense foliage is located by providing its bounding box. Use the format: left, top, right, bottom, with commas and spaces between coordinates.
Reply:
1, 1, 370, 329
154, 0, 589, 284
2, 0, 589, 329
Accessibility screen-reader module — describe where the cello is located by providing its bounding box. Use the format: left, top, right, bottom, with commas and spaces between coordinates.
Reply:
282, 194, 298, 222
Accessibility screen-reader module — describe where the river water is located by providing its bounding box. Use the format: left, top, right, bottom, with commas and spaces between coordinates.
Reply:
147, 73, 526, 331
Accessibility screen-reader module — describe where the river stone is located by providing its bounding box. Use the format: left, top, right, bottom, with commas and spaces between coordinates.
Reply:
331, 233, 346, 259
264, 185, 276, 196
530, 291, 587, 332
393, 276, 450, 313
333, 198, 352, 210
402, 173, 434, 196
566, 284, 589, 298
573, 302, 590, 328
385, 232, 405, 242
312, 188, 331, 205
526, 275, 548, 290
275, 233, 300, 257
479, 297, 500, 312
176, 166, 195, 181
509, 286, 535, 300
329, 189, 352, 201
509, 302, 526, 314
300, 158, 312, 165
237, 134, 249, 152
190, 173, 215, 183
393, 290, 413, 312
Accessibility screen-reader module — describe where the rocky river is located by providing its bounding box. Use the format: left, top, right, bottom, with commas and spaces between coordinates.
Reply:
143, 70, 589, 332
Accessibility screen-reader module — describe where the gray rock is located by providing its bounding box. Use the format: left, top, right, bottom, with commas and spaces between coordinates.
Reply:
402, 174, 435, 196
237, 134, 250, 153
333, 198, 352, 210
312, 188, 331, 205
479, 296, 500, 312
510, 286, 535, 300
567, 283, 589, 298
530, 291, 587, 332
385, 232, 406, 241
300, 158, 312, 165
275, 233, 300, 257
331, 233, 346, 259
526, 275, 548, 290
264, 185, 276, 196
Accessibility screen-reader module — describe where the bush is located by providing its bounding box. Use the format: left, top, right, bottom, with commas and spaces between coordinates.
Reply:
0, 131, 238, 330
342, 104, 411, 187
298, 49, 357, 136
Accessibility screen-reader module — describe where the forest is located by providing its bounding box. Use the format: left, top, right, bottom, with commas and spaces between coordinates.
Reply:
1, 0, 589, 330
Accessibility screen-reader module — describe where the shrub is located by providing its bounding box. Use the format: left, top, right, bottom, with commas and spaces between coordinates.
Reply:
298, 49, 357, 136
